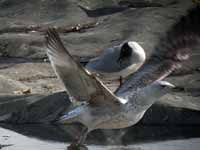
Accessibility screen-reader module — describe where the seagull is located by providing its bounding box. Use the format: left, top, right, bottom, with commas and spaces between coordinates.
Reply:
86, 41, 146, 81
45, 6, 200, 150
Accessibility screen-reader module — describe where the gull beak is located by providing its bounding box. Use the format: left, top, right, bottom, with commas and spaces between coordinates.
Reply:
171, 86, 185, 92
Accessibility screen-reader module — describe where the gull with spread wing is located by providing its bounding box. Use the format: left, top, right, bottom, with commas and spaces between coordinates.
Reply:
45, 6, 200, 149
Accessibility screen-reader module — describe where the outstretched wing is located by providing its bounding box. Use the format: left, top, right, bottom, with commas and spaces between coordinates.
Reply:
116, 6, 200, 95
45, 28, 120, 106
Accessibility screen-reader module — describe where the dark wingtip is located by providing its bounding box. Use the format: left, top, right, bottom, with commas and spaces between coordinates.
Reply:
45, 28, 55, 43
45, 28, 58, 41
45, 27, 64, 50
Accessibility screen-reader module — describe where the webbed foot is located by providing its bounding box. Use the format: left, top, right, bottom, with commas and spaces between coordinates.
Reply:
67, 143, 88, 150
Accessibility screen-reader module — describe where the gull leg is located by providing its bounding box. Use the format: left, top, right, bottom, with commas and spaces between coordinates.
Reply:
119, 76, 123, 86
68, 127, 89, 150
77, 127, 89, 145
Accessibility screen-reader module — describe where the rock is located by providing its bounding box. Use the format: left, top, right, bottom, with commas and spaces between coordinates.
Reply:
0, 57, 63, 94
1, 123, 200, 146
0, 0, 199, 125
0, 33, 45, 59
0, 92, 71, 123
0, 91, 200, 124
0, 0, 194, 59
0, 75, 29, 94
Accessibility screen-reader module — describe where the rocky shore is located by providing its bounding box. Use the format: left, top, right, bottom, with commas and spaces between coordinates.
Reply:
0, 0, 200, 124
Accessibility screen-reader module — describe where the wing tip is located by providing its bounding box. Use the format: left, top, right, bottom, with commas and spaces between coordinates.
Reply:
45, 27, 57, 42
45, 27, 66, 52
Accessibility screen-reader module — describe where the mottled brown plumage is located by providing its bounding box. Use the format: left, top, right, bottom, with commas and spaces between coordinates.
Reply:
45, 6, 200, 149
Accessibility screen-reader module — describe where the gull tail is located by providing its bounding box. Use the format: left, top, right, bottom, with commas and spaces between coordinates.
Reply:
55, 110, 80, 124
56, 114, 77, 124
55, 106, 86, 124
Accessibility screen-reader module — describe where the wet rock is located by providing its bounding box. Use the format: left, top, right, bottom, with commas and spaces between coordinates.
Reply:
141, 103, 200, 125
1, 123, 200, 146
0, 91, 200, 125
0, 0, 199, 125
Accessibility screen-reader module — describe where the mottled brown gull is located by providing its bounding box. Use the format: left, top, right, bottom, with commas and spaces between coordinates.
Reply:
45, 6, 200, 149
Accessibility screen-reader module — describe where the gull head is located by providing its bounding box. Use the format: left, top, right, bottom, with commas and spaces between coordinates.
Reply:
86, 41, 146, 80
117, 41, 146, 67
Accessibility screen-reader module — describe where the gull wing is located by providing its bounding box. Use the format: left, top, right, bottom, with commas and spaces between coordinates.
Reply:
45, 28, 120, 106
116, 6, 200, 95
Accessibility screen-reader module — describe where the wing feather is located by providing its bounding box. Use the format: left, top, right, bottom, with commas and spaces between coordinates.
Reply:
116, 6, 200, 95
45, 28, 120, 106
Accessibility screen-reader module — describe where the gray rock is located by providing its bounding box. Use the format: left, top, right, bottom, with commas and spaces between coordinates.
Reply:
0, 33, 45, 58
0, 0, 199, 125
0, 75, 29, 94
0, 0, 194, 59
0, 92, 200, 125
0, 92, 71, 123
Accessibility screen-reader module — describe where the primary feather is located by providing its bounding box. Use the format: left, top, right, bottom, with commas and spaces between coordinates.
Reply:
45, 28, 120, 106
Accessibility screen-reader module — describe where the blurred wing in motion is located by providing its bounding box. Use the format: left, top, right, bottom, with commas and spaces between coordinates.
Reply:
116, 6, 200, 95
45, 28, 120, 106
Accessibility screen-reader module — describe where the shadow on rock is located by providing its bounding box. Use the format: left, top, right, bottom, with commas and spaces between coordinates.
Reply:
0, 92, 71, 123
78, 5, 130, 17
1, 123, 200, 146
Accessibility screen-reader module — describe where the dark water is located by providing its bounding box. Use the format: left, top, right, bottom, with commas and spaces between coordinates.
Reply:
0, 124, 200, 150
